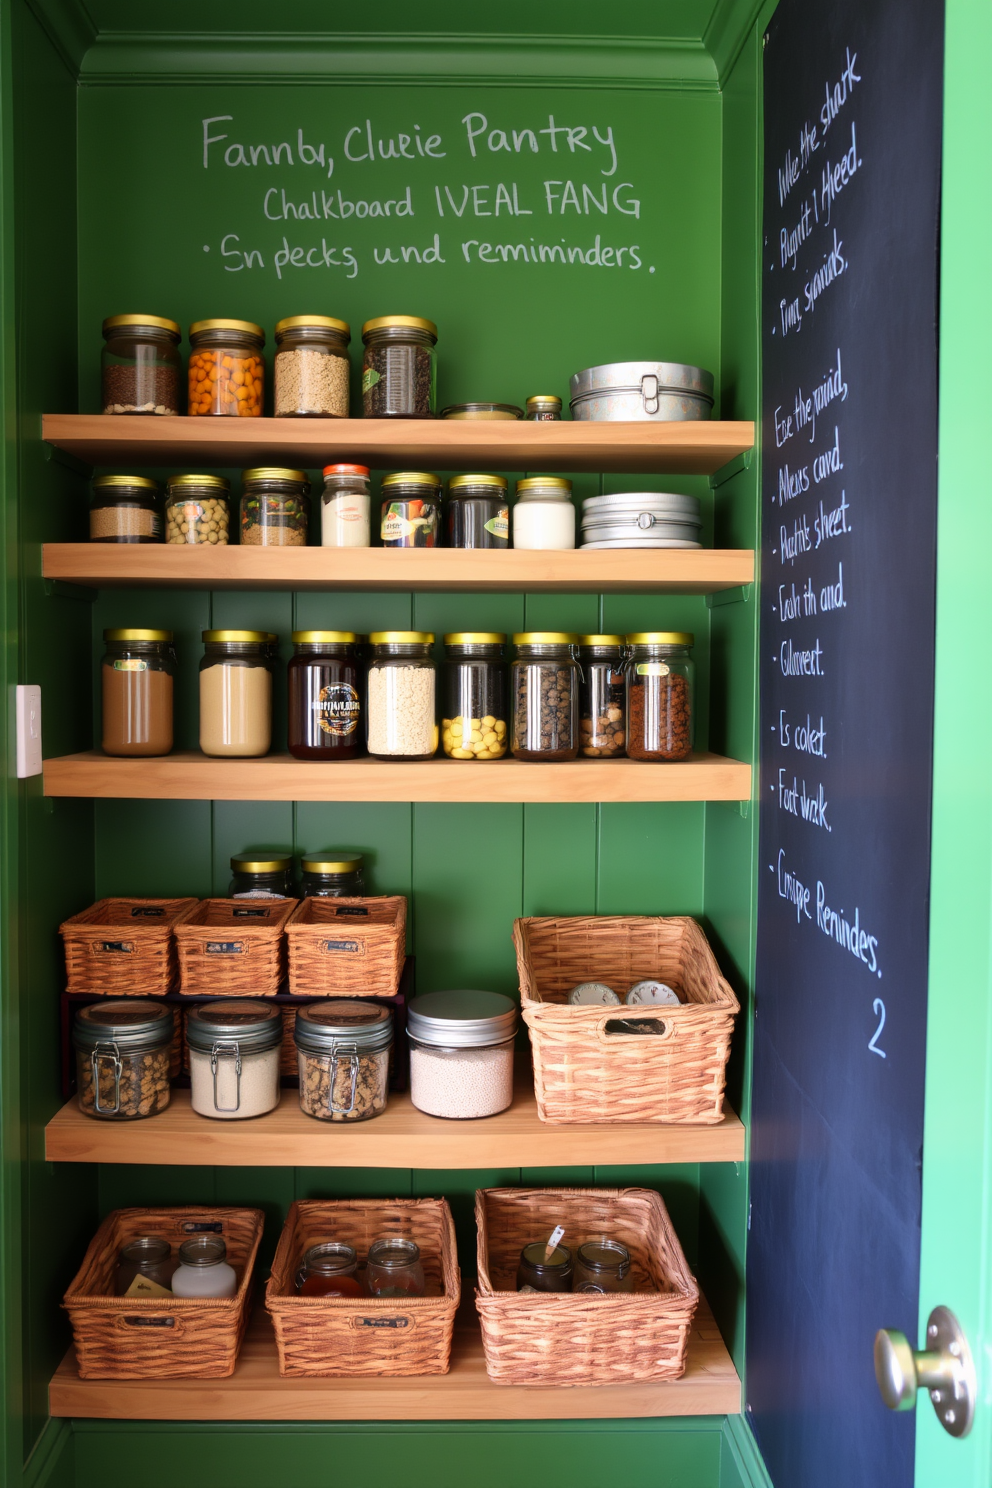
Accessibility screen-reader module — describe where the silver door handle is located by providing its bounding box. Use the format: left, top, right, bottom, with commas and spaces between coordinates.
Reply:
874, 1306, 976, 1438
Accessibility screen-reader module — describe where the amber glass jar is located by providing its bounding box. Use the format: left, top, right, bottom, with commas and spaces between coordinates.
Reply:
101, 628, 176, 757
188, 319, 265, 416
517, 1242, 573, 1293
101, 314, 181, 415
288, 631, 361, 760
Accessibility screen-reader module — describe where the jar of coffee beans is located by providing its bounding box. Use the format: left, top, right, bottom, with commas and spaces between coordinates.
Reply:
510, 633, 580, 761
361, 315, 437, 418
101, 314, 181, 415
164, 474, 230, 545
73, 1000, 173, 1121
625, 632, 695, 761
578, 635, 626, 758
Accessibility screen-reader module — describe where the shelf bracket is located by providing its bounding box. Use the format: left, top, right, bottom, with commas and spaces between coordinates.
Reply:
709, 448, 753, 489
44, 579, 96, 603
43, 443, 93, 479
707, 585, 752, 609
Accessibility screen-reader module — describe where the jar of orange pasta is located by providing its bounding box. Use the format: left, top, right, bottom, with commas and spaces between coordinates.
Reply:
187, 319, 265, 417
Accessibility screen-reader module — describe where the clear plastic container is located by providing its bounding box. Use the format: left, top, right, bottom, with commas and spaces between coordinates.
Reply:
441, 635, 508, 759
240, 468, 310, 547
186, 1000, 282, 1120
380, 472, 442, 547
625, 632, 695, 762
321, 464, 371, 547
512, 478, 575, 550
366, 632, 437, 760
188, 318, 265, 417
73, 1000, 172, 1121
199, 630, 272, 758
579, 636, 626, 758
274, 315, 350, 417
164, 475, 231, 546
101, 314, 181, 415
510, 633, 580, 761
362, 315, 437, 417
90, 476, 162, 543
101, 628, 176, 757
295, 1001, 393, 1123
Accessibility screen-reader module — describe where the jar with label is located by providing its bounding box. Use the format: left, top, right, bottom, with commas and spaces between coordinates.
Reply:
573, 1239, 634, 1294
164, 474, 231, 546
510, 633, 580, 761
300, 854, 365, 897
101, 628, 176, 757
517, 1242, 573, 1293
579, 635, 626, 758
442, 634, 508, 759
241, 468, 310, 547
367, 1238, 426, 1297
229, 854, 294, 898
295, 1000, 393, 1123
90, 476, 162, 544
115, 1237, 178, 1297
625, 632, 695, 762
188, 319, 265, 416
380, 472, 441, 548
171, 1237, 238, 1298
512, 477, 575, 549
321, 464, 371, 547
296, 1243, 364, 1297
101, 314, 181, 415
199, 630, 272, 758
366, 632, 437, 760
274, 315, 350, 417
446, 475, 509, 549
73, 1000, 172, 1121
361, 315, 437, 417
186, 1000, 282, 1121
524, 395, 562, 421
288, 630, 361, 760
408, 989, 517, 1119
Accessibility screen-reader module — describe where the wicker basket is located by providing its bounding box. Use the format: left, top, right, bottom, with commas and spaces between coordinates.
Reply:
60, 898, 199, 996
265, 1198, 460, 1377
285, 897, 406, 998
514, 915, 739, 1124
475, 1187, 699, 1387
174, 898, 296, 996
63, 1206, 263, 1379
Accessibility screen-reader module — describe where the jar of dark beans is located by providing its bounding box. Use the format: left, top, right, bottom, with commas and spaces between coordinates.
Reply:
288, 630, 361, 760
442, 633, 508, 759
101, 314, 182, 415
228, 854, 294, 898
510, 633, 580, 761
625, 632, 695, 761
446, 475, 509, 549
300, 854, 365, 897
579, 635, 626, 758
361, 315, 437, 418
524, 395, 562, 421
517, 1241, 573, 1293
380, 472, 441, 547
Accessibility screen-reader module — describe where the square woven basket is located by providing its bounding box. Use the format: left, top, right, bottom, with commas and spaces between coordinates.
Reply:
475, 1187, 699, 1387
174, 898, 296, 995
265, 1198, 460, 1377
60, 898, 199, 996
285, 896, 406, 998
514, 915, 739, 1124
63, 1206, 263, 1379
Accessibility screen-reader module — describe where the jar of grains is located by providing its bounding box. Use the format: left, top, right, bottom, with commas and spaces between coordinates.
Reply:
361, 315, 437, 418
578, 635, 627, 758
442, 633, 508, 759
73, 1000, 173, 1121
199, 630, 272, 758
380, 472, 442, 547
228, 853, 294, 898
186, 1000, 282, 1121
274, 315, 350, 417
89, 476, 162, 544
101, 627, 176, 757
288, 630, 361, 760
366, 631, 437, 760
240, 468, 311, 547
187, 318, 265, 416
512, 477, 575, 550
446, 474, 509, 549
510, 632, 580, 761
625, 632, 695, 762
524, 395, 562, 421
573, 1239, 634, 1294
321, 464, 371, 547
295, 1000, 393, 1123
407, 989, 517, 1119
101, 314, 181, 415
300, 854, 365, 897
164, 474, 231, 546
517, 1242, 573, 1293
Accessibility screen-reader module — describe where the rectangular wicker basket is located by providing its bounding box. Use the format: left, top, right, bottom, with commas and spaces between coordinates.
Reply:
63, 1206, 263, 1379
60, 898, 199, 996
174, 898, 296, 996
285, 896, 406, 998
265, 1198, 460, 1377
514, 915, 739, 1124
475, 1187, 699, 1387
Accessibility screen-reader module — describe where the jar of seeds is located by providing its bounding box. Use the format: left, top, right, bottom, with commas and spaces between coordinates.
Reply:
578, 635, 626, 758
89, 476, 162, 544
442, 633, 508, 759
164, 474, 231, 546
274, 315, 350, 418
625, 632, 695, 762
361, 315, 437, 418
510, 633, 580, 761
101, 314, 181, 415
73, 1000, 172, 1121
366, 631, 437, 760
240, 468, 311, 547
294, 1000, 393, 1123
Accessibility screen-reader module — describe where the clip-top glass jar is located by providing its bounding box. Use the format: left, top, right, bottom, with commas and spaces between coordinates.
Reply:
300, 854, 365, 897
524, 395, 562, 421
229, 854, 293, 898
321, 464, 371, 547
579, 635, 626, 758
625, 632, 695, 762
297, 1243, 364, 1297
442, 634, 508, 759
361, 315, 437, 418
188, 318, 265, 417
517, 1242, 573, 1293
101, 628, 176, 757
408, 989, 517, 1119
295, 1000, 393, 1123
241, 468, 310, 547
90, 476, 162, 544
73, 1000, 172, 1121
186, 999, 282, 1120
512, 478, 575, 550
380, 472, 441, 547
199, 630, 272, 758
446, 475, 509, 549
164, 474, 230, 546
511, 633, 580, 761
274, 315, 350, 417
102, 314, 181, 415
288, 631, 361, 760
366, 632, 437, 760
573, 1239, 634, 1294
367, 1238, 426, 1297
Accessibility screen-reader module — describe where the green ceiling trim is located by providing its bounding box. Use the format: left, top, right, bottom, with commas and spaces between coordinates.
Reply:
704, 0, 772, 84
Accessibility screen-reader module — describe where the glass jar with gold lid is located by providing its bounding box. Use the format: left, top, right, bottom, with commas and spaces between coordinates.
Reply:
367, 632, 437, 760
240, 468, 310, 547
511, 632, 580, 761
288, 631, 361, 761
101, 314, 181, 415
89, 476, 162, 544
187, 318, 265, 417
446, 475, 509, 549
164, 474, 231, 546
625, 632, 695, 762
442, 634, 508, 758
362, 315, 437, 418
274, 315, 351, 418
101, 628, 176, 757
380, 472, 441, 547
199, 629, 272, 758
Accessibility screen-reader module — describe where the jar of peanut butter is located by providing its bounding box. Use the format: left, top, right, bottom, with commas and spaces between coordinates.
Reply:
101, 629, 176, 757
199, 630, 273, 758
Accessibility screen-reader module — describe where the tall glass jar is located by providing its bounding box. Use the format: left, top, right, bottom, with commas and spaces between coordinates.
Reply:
361, 315, 437, 418
90, 476, 162, 544
274, 315, 350, 417
295, 1000, 393, 1123
186, 1000, 282, 1120
524, 395, 562, 421
510, 633, 580, 761
229, 854, 294, 898
73, 1000, 172, 1121
321, 464, 371, 547
625, 632, 695, 762
578, 635, 626, 758
101, 628, 176, 758
573, 1240, 634, 1294
188, 319, 265, 416
199, 630, 272, 758
288, 630, 361, 760
164, 474, 230, 546
446, 475, 509, 549
101, 314, 181, 415
366, 632, 437, 760
300, 854, 365, 897
442, 634, 508, 759
512, 478, 575, 550
241, 468, 310, 547
367, 1238, 425, 1297
380, 472, 441, 547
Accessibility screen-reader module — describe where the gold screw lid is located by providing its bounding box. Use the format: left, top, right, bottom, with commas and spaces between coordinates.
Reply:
102, 314, 181, 337
189, 318, 265, 340
274, 314, 350, 339
443, 632, 506, 645
361, 315, 437, 340
515, 477, 573, 495
512, 632, 578, 645
368, 631, 435, 644
202, 629, 270, 644
241, 468, 308, 486
91, 475, 160, 493
448, 474, 508, 491
165, 474, 230, 493
301, 853, 363, 873
579, 635, 624, 646
626, 632, 694, 646
381, 471, 440, 489
231, 854, 292, 872
291, 631, 357, 644
103, 628, 173, 642
525, 394, 562, 408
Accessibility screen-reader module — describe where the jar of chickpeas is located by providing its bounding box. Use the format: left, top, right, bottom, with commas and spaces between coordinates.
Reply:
164, 475, 231, 546
187, 319, 265, 417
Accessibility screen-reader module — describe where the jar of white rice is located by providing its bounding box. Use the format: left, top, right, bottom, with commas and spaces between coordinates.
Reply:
407, 989, 517, 1120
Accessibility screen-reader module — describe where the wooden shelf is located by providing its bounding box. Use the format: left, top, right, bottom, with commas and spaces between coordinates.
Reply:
43, 413, 754, 475
42, 751, 751, 803
45, 1087, 745, 1168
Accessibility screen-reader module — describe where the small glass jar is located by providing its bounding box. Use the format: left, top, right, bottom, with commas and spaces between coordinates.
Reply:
295, 1000, 393, 1122
241, 468, 310, 547
579, 636, 626, 758
321, 464, 371, 548
101, 628, 176, 758
440, 402, 522, 421
517, 1242, 573, 1293
288, 631, 361, 760
164, 474, 231, 546
300, 854, 365, 897
296, 1242, 364, 1297
446, 475, 509, 549
625, 632, 695, 762
229, 854, 294, 898
367, 1238, 426, 1297
380, 472, 441, 548
366, 632, 437, 761
274, 315, 350, 418
361, 315, 437, 418
115, 1236, 178, 1297
199, 630, 272, 758
512, 478, 575, 550
524, 395, 562, 421
73, 1000, 172, 1121
442, 634, 508, 759
511, 633, 580, 761
573, 1240, 634, 1294
101, 314, 181, 415
186, 999, 282, 1120
408, 989, 517, 1119
171, 1237, 237, 1298
90, 476, 162, 544
188, 318, 265, 417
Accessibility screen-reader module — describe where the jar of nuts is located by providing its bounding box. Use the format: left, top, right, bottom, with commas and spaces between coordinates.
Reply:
164, 474, 231, 546
294, 1000, 393, 1123
578, 635, 626, 758
510, 632, 581, 761
625, 632, 695, 761
73, 1000, 173, 1121
274, 315, 350, 417
442, 633, 508, 759
187, 318, 265, 417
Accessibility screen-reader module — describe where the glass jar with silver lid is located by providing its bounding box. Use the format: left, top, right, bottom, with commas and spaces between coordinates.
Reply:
72, 1000, 173, 1121
295, 1000, 393, 1122
408, 989, 518, 1119
186, 1000, 282, 1120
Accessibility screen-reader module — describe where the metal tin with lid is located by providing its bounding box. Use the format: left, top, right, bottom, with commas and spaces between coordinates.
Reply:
407, 989, 517, 1049
581, 491, 702, 549
569, 362, 714, 422
440, 402, 523, 420
294, 1000, 394, 1055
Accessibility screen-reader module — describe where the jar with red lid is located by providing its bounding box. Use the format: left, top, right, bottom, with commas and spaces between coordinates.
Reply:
321, 464, 371, 547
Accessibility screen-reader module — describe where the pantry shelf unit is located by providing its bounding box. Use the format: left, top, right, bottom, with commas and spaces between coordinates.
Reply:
42, 751, 752, 803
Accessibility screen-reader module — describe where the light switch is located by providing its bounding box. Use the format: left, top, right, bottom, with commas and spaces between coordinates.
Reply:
15, 684, 42, 778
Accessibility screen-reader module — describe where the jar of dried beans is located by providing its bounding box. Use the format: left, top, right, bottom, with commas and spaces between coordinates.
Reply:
73, 1000, 173, 1121
408, 989, 517, 1119
361, 315, 437, 418
274, 315, 350, 418
295, 1000, 393, 1123
288, 630, 361, 760
89, 476, 162, 544
186, 999, 282, 1121
442, 634, 508, 759
366, 631, 437, 760
101, 314, 181, 415
101, 628, 176, 757
625, 632, 695, 762
188, 318, 265, 417
578, 635, 626, 758
164, 474, 230, 546
240, 468, 310, 547
510, 633, 580, 761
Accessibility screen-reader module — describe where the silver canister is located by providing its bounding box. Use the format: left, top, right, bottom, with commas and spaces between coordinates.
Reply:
580, 491, 703, 548
569, 362, 714, 422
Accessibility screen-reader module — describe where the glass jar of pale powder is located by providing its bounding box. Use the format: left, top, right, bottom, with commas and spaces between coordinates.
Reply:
199, 629, 272, 757
186, 1000, 282, 1120
407, 989, 517, 1119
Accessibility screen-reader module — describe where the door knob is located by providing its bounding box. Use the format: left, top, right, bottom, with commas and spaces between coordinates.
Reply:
874, 1306, 976, 1438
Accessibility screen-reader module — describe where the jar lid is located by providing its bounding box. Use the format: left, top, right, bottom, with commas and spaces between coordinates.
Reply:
190, 318, 265, 340
448, 474, 508, 491
301, 854, 363, 873
178, 1236, 228, 1267
369, 630, 435, 645
103, 628, 173, 643
186, 999, 282, 1054
361, 315, 437, 340
512, 632, 577, 646
73, 999, 172, 1051
323, 464, 369, 478
440, 403, 522, 420
202, 629, 269, 644
102, 314, 180, 337
443, 632, 506, 645
525, 395, 562, 410
576, 1239, 631, 1273
166, 474, 230, 493
294, 1000, 394, 1054
626, 632, 694, 646
380, 471, 440, 489
275, 314, 350, 339
291, 631, 357, 644
515, 477, 573, 498
305, 1241, 357, 1272
407, 989, 517, 1048
231, 854, 292, 872
120, 1236, 171, 1264
241, 467, 309, 486
579, 635, 624, 647
92, 475, 160, 493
